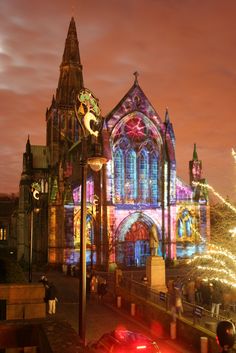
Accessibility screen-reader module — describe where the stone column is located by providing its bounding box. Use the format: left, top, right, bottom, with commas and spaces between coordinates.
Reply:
146, 256, 167, 292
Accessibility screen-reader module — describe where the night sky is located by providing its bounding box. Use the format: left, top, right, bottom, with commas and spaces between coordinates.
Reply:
0, 0, 236, 201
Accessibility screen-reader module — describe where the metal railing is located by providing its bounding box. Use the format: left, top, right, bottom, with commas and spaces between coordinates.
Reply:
118, 275, 235, 333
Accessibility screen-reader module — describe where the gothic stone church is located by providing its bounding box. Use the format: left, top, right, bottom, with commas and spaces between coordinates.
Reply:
17, 17, 210, 269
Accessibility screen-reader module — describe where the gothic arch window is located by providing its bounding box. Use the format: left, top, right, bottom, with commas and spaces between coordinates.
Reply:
125, 149, 137, 201
114, 148, 124, 202
150, 152, 158, 203
177, 208, 193, 239
138, 149, 148, 202
111, 112, 162, 205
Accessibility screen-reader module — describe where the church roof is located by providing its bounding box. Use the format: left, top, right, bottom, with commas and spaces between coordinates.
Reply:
105, 74, 163, 130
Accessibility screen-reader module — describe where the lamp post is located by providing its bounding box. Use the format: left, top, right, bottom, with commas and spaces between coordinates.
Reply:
28, 182, 41, 283
75, 89, 107, 345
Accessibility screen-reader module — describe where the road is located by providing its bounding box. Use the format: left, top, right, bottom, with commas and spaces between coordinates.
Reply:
34, 270, 198, 353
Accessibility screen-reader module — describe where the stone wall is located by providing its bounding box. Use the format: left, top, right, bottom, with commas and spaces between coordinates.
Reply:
0, 283, 46, 320
0, 319, 85, 353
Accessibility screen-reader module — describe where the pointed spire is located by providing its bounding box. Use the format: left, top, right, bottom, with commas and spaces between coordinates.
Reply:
26, 135, 31, 154
133, 71, 139, 85
62, 17, 81, 65
51, 95, 56, 108
23, 135, 33, 174
193, 143, 198, 160
56, 17, 84, 107
165, 108, 170, 124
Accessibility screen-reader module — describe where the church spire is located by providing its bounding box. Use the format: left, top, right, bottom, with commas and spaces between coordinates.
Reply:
189, 142, 202, 187
165, 108, 170, 124
56, 17, 84, 107
192, 143, 198, 160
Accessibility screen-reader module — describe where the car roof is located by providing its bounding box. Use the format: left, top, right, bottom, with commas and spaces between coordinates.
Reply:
111, 330, 152, 344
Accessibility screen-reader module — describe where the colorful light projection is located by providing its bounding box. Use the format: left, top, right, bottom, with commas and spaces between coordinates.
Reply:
176, 178, 193, 201
73, 179, 95, 205
73, 208, 95, 262
111, 113, 162, 205
115, 212, 161, 266
176, 206, 200, 242
72, 178, 96, 264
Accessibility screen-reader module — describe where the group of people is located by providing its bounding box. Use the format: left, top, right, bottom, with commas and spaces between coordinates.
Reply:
86, 273, 108, 301
39, 275, 58, 315
40, 270, 108, 315
168, 276, 225, 318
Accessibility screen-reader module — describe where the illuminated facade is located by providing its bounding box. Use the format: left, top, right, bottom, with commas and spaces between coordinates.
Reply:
17, 17, 210, 268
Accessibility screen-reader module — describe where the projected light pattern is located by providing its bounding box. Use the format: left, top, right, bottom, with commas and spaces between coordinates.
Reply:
112, 113, 163, 204
103, 85, 208, 264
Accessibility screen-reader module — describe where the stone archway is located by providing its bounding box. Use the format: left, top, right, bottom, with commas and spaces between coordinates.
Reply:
115, 212, 161, 267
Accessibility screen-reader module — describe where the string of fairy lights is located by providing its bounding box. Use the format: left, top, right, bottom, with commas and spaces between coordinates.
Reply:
188, 173, 236, 288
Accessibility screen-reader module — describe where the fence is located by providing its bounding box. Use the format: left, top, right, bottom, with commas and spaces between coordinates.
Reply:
117, 275, 235, 333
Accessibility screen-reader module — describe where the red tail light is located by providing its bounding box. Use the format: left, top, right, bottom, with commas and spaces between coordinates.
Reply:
136, 345, 147, 350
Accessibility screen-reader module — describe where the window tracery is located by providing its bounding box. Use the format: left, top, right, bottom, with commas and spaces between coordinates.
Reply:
112, 113, 161, 205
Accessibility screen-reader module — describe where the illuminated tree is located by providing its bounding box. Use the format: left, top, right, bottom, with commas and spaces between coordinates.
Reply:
210, 201, 236, 245
184, 183, 236, 289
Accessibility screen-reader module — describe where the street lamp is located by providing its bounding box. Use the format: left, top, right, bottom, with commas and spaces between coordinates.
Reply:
28, 182, 41, 283
75, 88, 107, 345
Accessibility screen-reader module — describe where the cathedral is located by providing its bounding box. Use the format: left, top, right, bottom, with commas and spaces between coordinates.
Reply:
17, 17, 210, 269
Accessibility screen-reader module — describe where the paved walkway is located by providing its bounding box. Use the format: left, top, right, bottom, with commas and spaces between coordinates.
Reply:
34, 270, 199, 353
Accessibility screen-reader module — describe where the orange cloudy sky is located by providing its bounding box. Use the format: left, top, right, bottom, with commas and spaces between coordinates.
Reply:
0, 0, 236, 201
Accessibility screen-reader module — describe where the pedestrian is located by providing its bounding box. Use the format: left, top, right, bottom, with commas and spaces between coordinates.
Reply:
211, 283, 222, 318
62, 263, 67, 275
39, 275, 48, 286
97, 278, 107, 301
168, 283, 177, 322
175, 289, 183, 317
90, 274, 98, 295
47, 282, 58, 315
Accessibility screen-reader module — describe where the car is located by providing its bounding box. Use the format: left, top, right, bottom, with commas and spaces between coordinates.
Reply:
87, 329, 161, 353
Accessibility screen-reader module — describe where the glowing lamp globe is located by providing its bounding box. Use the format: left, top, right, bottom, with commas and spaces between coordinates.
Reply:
88, 156, 107, 172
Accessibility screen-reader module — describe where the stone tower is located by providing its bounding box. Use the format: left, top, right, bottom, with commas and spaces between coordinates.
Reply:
46, 17, 84, 264
189, 143, 202, 187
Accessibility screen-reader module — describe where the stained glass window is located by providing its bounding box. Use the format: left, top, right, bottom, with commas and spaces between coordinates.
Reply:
114, 149, 124, 202
150, 152, 158, 203
111, 112, 162, 205
125, 149, 137, 201
139, 150, 148, 202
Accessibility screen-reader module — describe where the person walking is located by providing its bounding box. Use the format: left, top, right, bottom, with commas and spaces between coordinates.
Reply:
175, 289, 183, 317
90, 274, 98, 295
211, 283, 222, 318
47, 282, 58, 315
97, 278, 107, 301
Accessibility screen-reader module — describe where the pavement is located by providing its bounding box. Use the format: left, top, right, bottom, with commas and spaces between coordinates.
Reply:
33, 269, 199, 353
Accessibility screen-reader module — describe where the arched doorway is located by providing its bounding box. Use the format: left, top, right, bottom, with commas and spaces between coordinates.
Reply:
74, 207, 95, 266
115, 213, 161, 267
